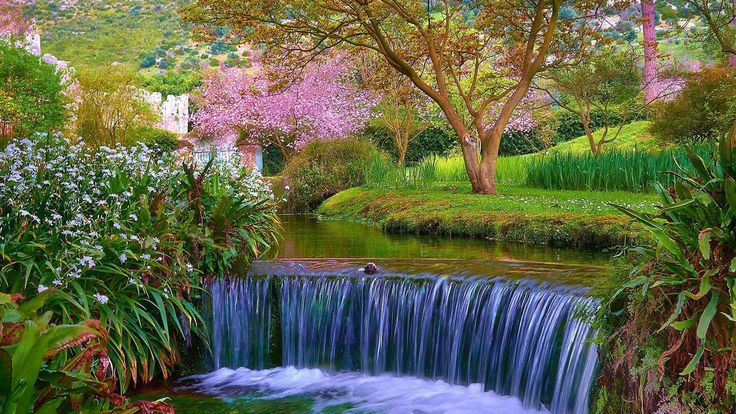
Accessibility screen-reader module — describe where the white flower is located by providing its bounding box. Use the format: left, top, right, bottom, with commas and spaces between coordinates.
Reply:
93, 293, 109, 304
80, 256, 95, 268
142, 253, 151, 260
119, 253, 127, 263
53, 278, 62, 286
37, 284, 48, 293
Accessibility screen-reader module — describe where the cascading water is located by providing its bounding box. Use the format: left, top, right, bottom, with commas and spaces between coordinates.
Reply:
204, 266, 599, 414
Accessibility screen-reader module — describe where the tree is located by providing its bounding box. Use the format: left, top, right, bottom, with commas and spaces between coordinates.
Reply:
678, 0, 736, 64
193, 57, 375, 160
72, 67, 158, 147
0, 44, 66, 138
650, 66, 736, 144
641, 0, 659, 102
542, 50, 643, 154
182, 0, 612, 195
374, 91, 427, 166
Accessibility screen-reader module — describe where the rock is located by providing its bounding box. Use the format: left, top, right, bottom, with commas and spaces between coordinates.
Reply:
361, 262, 379, 274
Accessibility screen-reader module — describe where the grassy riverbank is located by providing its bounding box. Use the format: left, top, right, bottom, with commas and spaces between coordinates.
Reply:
318, 183, 657, 249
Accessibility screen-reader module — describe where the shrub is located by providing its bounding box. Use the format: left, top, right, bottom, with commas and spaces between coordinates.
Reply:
283, 139, 378, 212
140, 70, 203, 96
0, 290, 171, 413
365, 125, 457, 165
0, 136, 279, 391
127, 126, 179, 154
598, 134, 736, 412
140, 53, 156, 69
0, 44, 66, 137
650, 66, 736, 144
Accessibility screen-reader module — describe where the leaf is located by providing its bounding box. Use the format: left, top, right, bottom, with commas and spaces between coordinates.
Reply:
672, 317, 697, 330
698, 228, 712, 261
731, 257, 736, 273
659, 292, 686, 332
686, 274, 712, 300
697, 293, 719, 339
680, 347, 704, 376
0, 348, 12, 396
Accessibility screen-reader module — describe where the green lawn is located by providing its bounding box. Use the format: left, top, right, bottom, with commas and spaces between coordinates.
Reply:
545, 121, 656, 154
319, 183, 657, 249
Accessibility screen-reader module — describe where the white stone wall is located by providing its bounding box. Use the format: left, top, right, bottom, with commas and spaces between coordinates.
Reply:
141, 91, 189, 135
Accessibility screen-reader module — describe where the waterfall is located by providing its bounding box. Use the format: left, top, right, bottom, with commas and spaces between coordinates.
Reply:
206, 268, 599, 414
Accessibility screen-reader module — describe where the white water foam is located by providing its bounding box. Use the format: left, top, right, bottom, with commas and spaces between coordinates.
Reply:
184, 366, 549, 414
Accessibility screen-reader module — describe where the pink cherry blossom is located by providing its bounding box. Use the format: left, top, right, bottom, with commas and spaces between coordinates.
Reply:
193, 55, 376, 155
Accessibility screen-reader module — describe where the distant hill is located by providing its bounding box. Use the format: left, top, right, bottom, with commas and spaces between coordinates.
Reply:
29, 0, 248, 75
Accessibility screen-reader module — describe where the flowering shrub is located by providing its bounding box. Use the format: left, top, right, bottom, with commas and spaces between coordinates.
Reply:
0, 136, 279, 391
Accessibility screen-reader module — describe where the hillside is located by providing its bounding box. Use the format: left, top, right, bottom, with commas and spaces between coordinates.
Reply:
29, 0, 248, 73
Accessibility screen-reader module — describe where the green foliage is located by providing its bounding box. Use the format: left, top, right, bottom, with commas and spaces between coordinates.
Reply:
73, 67, 158, 147
365, 126, 457, 165
127, 126, 179, 154
139, 70, 203, 96
33, 0, 187, 70
525, 145, 714, 192
363, 153, 438, 190
651, 66, 736, 144
0, 136, 280, 391
283, 139, 378, 212
602, 133, 736, 412
0, 291, 133, 413
0, 44, 66, 136
552, 109, 633, 144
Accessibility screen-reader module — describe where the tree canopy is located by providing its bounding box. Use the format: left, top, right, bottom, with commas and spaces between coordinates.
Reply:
182, 0, 617, 194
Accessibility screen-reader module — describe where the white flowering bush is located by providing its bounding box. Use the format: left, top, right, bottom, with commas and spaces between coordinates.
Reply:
0, 135, 279, 391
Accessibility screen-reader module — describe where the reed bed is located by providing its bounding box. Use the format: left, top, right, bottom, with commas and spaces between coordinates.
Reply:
525, 146, 714, 192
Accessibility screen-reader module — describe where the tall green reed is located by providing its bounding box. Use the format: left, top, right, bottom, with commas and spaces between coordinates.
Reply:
525, 146, 714, 192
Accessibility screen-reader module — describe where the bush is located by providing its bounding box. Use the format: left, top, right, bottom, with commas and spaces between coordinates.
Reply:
650, 66, 736, 144
0, 44, 66, 136
551, 109, 634, 144
0, 290, 170, 412
140, 70, 203, 96
0, 136, 279, 391
140, 53, 156, 68
598, 134, 736, 412
365, 125, 457, 165
127, 126, 179, 154
283, 139, 378, 212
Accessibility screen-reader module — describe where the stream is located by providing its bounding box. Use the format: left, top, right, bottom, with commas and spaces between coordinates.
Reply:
138, 215, 613, 414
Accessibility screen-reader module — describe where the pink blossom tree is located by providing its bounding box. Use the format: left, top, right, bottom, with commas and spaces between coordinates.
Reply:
193, 57, 376, 160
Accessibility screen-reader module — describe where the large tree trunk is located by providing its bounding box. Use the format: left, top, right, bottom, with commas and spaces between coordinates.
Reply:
641, 0, 658, 103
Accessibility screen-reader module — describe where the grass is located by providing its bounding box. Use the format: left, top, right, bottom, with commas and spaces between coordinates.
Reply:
546, 121, 657, 154
318, 183, 657, 249
525, 145, 715, 192
398, 122, 715, 193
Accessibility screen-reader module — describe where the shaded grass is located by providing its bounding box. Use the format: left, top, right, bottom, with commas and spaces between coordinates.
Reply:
318, 184, 657, 249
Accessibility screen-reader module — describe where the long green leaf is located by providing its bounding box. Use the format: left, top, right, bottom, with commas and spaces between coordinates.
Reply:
697, 293, 719, 339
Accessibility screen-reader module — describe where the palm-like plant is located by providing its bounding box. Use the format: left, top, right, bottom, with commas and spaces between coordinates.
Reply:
609, 130, 736, 408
